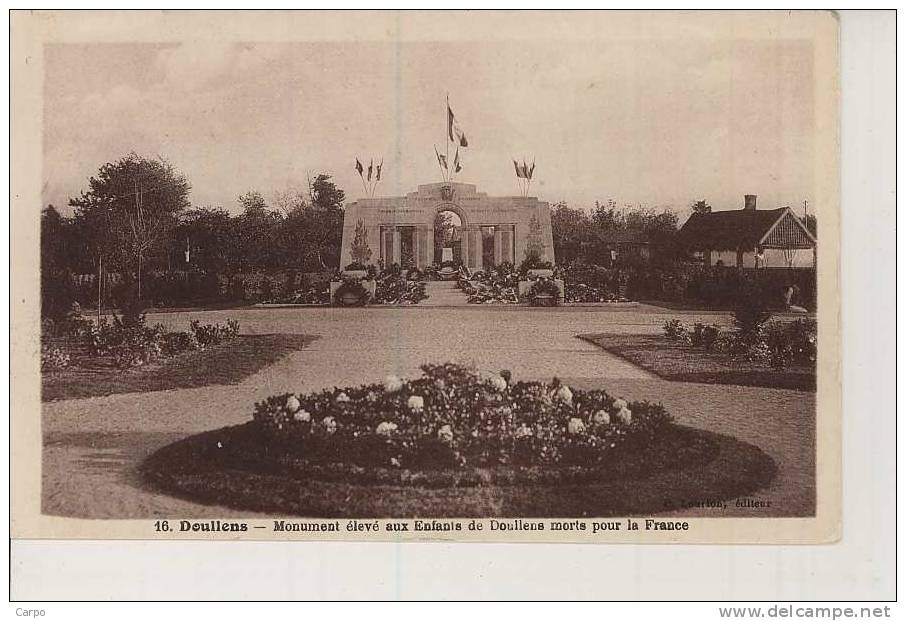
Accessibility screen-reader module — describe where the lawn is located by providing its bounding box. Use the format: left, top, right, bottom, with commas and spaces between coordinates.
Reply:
580, 333, 816, 392
42, 334, 316, 401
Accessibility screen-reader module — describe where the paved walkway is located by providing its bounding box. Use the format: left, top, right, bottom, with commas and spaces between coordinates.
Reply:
42, 306, 813, 518
420, 280, 471, 306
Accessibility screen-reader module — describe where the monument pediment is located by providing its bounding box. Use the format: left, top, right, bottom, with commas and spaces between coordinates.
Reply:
410, 182, 485, 201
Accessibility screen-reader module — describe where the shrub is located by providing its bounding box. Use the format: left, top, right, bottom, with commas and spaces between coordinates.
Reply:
41, 344, 71, 371
690, 323, 722, 350
83, 315, 167, 368
733, 295, 771, 336
763, 319, 817, 368
160, 331, 200, 356
662, 319, 687, 341
189, 319, 240, 348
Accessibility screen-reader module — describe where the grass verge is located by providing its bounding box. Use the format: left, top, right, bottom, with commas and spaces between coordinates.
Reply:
141, 422, 777, 518
42, 334, 315, 401
579, 333, 815, 392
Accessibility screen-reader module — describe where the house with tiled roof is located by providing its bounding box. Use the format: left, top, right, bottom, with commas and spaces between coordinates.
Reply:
596, 229, 651, 264
679, 194, 816, 269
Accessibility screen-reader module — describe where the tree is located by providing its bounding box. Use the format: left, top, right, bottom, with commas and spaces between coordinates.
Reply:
692, 199, 712, 214
69, 153, 190, 300
804, 214, 817, 237
41, 205, 78, 320
592, 199, 621, 231
233, 191, 282, 270
238, 191, 268, 213
550, 202, 594, 265
40, 205, 67, 272
309, 174, 345, 211
272, 188, 308, 216
173, 207, 235, 272
303, 174, 346, 269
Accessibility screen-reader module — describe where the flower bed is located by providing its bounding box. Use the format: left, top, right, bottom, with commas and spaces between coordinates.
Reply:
142, 362, 777, 517
459, 266, 520, 304
373, 271, 428, 305
262, 284, 331, 305
250, 363, 671, 470
663, 317, 816, 369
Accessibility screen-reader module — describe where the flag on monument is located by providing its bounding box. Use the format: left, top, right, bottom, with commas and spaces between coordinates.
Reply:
528, 161, 535, 180
435, 146, 448, 169
367, 159, 373, 182
355, 158, 364, 177
454, 147, 462, 173
513, 159, 525, 178
376, 160, 383, 181
448, 104, 468, 147
521, 161, 529, 178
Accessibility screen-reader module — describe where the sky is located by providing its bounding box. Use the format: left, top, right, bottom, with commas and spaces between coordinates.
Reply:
43, 38, 815, 221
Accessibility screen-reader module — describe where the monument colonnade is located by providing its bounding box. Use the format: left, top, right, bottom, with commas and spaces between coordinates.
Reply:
340, 182, 554, 272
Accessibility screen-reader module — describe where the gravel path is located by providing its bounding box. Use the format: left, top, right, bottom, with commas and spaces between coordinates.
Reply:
42, 306, 814, 518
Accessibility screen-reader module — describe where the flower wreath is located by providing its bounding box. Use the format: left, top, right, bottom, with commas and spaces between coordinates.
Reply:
527, 277, 561, 306
333, 277, 371, 306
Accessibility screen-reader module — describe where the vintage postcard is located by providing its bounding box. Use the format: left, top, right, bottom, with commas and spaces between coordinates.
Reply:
11, 10, 840, 543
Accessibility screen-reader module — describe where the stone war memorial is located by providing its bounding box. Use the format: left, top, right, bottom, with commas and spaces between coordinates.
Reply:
339, 181, 555, 271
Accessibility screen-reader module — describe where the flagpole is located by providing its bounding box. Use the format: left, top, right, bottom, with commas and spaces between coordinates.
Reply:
445, 93, 450, 183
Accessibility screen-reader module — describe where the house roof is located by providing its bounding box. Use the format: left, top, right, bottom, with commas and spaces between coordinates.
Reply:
679, 208, 788, 250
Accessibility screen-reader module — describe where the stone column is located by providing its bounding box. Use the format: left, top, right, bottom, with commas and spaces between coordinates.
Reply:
501, 227, 513, 265
392, 228, 401, 266
422, 227, 434, 267
494, 227, 503, 265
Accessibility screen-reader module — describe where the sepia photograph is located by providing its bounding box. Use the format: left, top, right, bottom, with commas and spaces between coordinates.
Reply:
12, 10, 843, 544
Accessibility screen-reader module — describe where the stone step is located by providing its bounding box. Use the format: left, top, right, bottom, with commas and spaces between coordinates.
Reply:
420, 280, 471, 306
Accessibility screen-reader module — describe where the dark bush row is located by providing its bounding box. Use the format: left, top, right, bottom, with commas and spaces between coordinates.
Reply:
561, 262, 815, 310
41, 269, 339, 317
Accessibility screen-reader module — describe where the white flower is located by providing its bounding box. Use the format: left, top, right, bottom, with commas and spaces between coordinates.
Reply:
384, 375, 403, 393
407, 395, 424, 411
366, 391, 378, 403
593, 410, 611, 425
567, 417, 586, 435
390, 457, 402, 468
490, 375, 508, 392
555, 385, 573, 405
515, 425, 534, 438
285, 395, 301, 413
616, 407, 632, 425
437, 424, 454, 443
335, 392, 350, 403
375, 421, 398, 436
293, 408, 311, 423
322, 416, 338, 434
612, 398, 628, 411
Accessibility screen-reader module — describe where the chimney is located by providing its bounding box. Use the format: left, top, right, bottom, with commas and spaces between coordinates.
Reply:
744, 194, 757, 211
